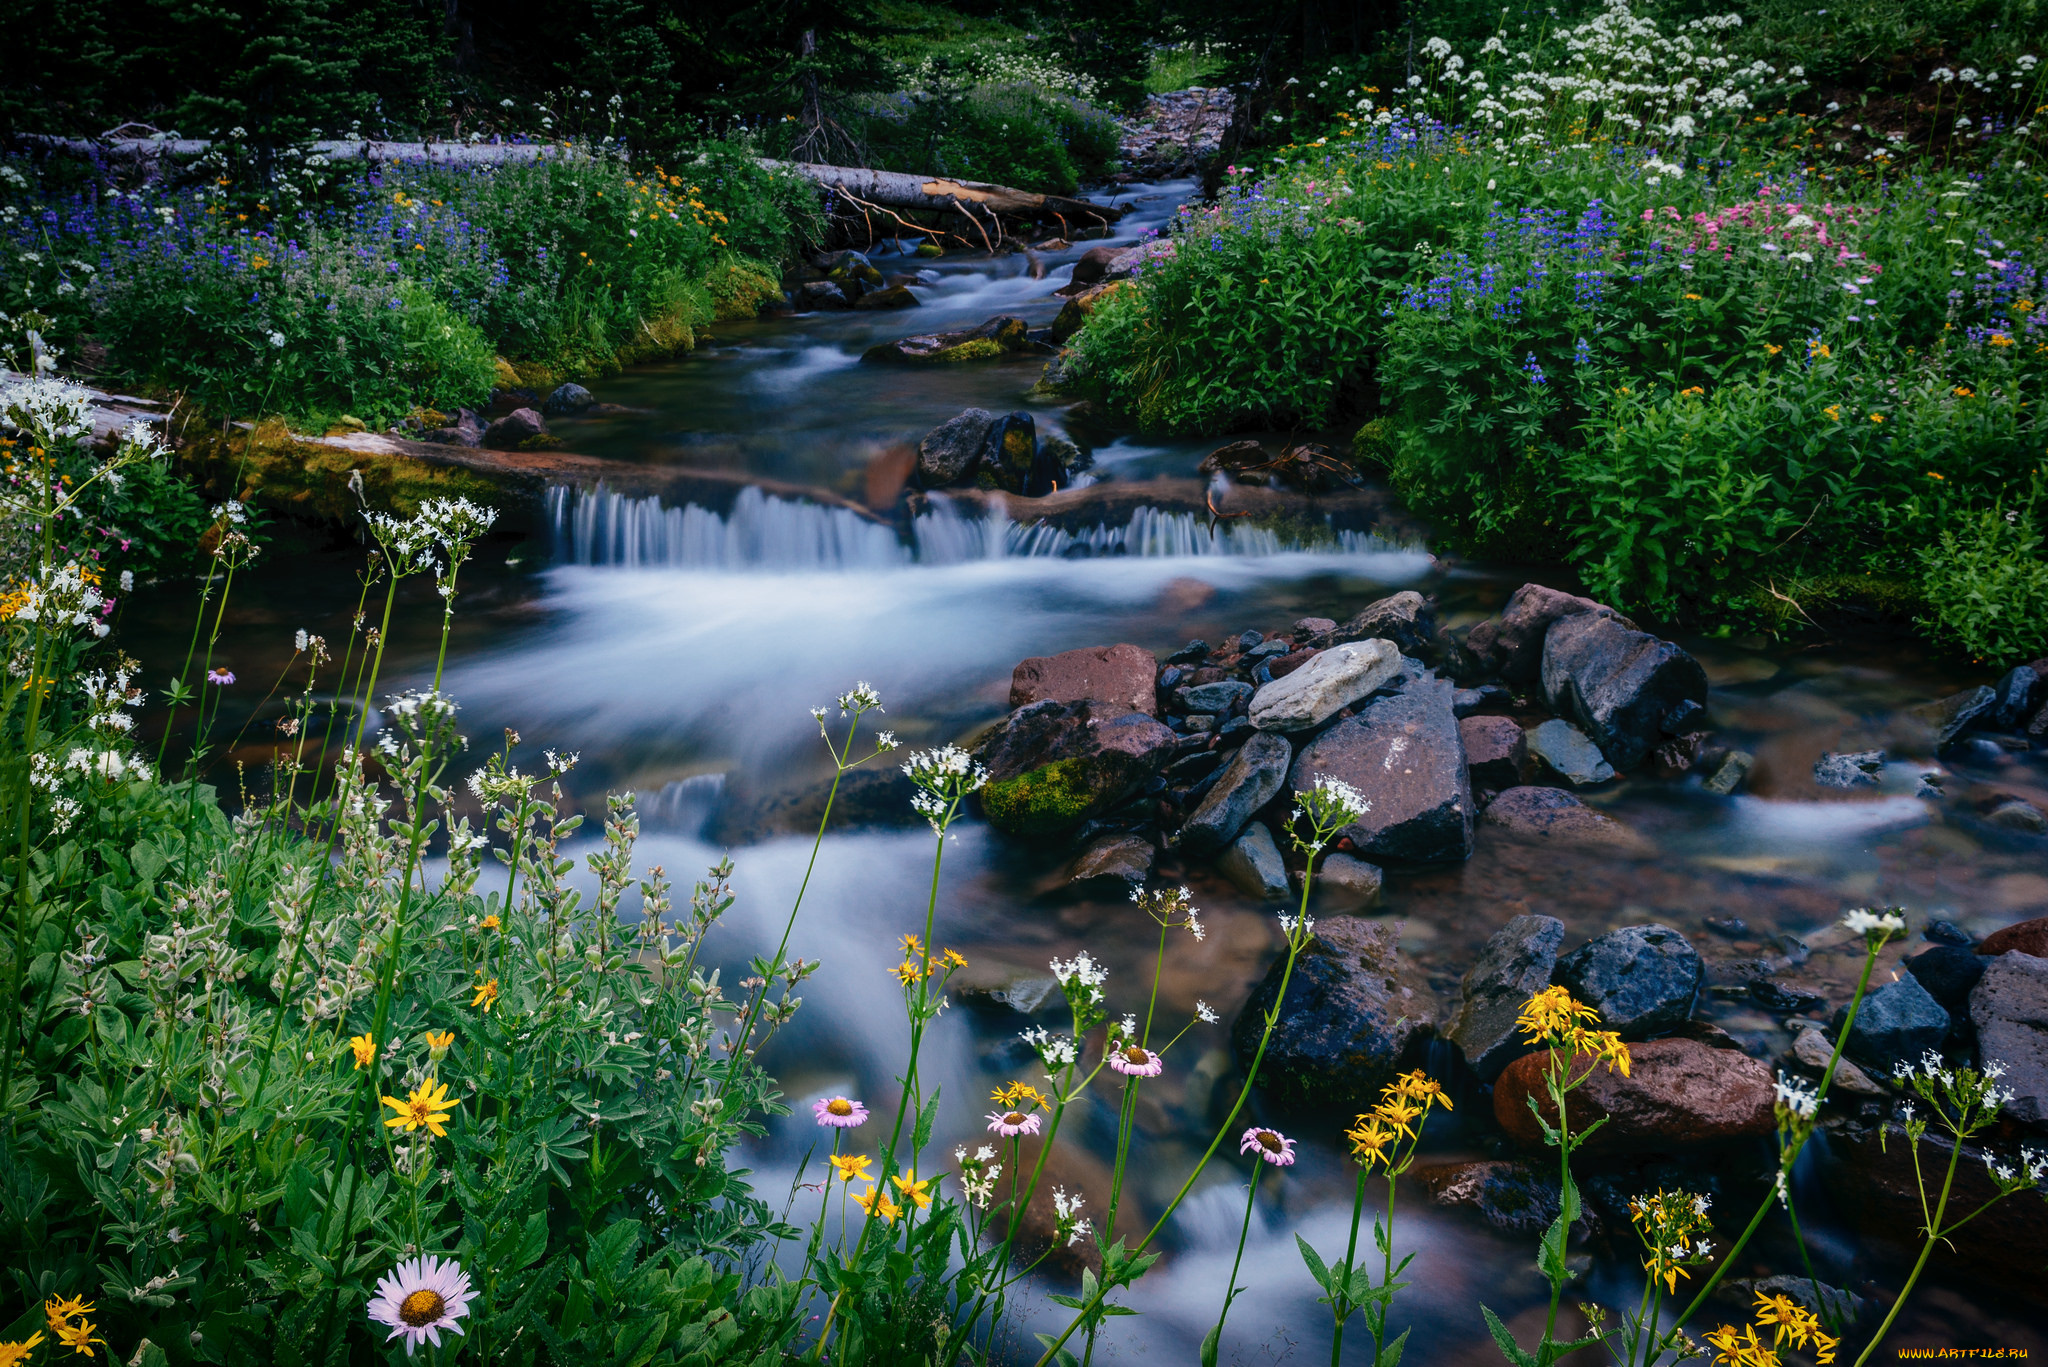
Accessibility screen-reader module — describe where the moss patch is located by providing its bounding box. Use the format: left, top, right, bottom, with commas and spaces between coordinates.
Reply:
707, 258, 784, 321
934, 338, 1005, 363
979, 757, 1111, 835
184, 419, 504, 524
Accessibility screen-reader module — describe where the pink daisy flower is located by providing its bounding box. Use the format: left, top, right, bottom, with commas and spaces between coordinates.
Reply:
986, 1109, 1042, 1138
1240, 1127, 1296, 1167
1109, 1045, 1164, 1078
367, 1255, 474, 1355
813, 1096, 868, 1128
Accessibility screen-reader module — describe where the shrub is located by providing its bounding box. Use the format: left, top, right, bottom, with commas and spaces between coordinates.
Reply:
1918, 485, 2048, 661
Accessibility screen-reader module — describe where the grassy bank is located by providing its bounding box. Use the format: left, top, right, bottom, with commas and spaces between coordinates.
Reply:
1060, 5, 2048, 660
3, 140, 813, 429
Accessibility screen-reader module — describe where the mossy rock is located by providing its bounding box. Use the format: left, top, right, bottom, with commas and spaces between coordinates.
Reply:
980, 755, 1122, 836
915, 242, 945, 258
184, 419, 504, 525
707, 258, 785, 321
1352, 417, 1396, 473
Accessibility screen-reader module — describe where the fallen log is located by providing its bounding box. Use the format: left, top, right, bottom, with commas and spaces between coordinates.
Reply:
14, 133, 568, 166
766, 160, 1127, 228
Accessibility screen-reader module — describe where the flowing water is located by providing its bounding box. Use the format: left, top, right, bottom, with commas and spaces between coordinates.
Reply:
145, 178, 2048, 1362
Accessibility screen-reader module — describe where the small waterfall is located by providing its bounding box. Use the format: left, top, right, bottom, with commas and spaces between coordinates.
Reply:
546, 485, 1414, 570
636, 773, 726, 837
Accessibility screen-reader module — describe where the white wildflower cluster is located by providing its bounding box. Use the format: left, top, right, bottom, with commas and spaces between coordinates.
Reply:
955, 1144, 1002, 1209
1773, 1070, 1819, 1121
1050, 950, 1107, 1005
1279, 910, 1317, 942
2, 375, 94, 443
1289, 774, 1369, 854
903, 744, 988, 832
1132, 884, 1204, 941
1398, 0, 1789, 147
8, 562, 111, 638
836, 680, 883, 714
377, 689, 462, 760
414, 496, 499, 558
1018, 1025, 1079, 1070
1842, 906, 1906, 946
1195, 1000, 1219, 1024
1051, 1186, 1091, 1247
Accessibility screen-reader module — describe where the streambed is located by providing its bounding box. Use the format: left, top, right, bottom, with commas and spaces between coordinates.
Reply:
138, 178, 2048, 1363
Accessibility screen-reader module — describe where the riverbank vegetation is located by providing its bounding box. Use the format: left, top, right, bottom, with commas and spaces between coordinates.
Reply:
1062, 2, 2048, 659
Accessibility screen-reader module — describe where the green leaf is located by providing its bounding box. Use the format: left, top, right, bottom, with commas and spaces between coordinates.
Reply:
1380, 1325, 1412, 1367
1481, 1304, 1539, 1367
1201, 1322, 1222, 1367
1295, 1233, 1333, 1293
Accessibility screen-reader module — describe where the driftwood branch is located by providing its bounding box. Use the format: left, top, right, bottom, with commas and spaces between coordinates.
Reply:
765, 160, 1127, 225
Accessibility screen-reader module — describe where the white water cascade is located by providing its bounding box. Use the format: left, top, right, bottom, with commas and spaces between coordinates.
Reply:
545, 484, 1416, 570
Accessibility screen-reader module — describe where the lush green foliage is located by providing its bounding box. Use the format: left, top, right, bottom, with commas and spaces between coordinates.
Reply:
1064, 4, 2048, 655
2, 144, 812, 424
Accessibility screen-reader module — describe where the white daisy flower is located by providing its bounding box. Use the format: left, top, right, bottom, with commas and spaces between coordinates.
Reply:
368, 1255, 475, 1355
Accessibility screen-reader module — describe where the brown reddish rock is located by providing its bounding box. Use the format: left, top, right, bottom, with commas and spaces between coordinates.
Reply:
1288, 674, 1474, 863
1493, 1036, 1774, 1151
1009, 643, 1159, 716
1465, 583, 1627, 683
1419, 1159, 1568, 1234
1460, 714, 1526, 791
1479, 786, 1652, 853
1979, 915, 2048, 959
1270, 648, 1319, 680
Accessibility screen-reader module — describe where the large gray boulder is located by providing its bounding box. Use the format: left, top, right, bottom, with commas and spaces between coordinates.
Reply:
1181, 731, 1292, 858
1217, 822, 1289, 900
1970, 952, 2048, 1129
1540, 613, 1708, 771
1553, 924, 1703, 1039
1833, 974, 1950, 1075
916, 408, 997, 487
1231, 918, 1436, 1114
1525, 719, 1616, 788
1449, 914, 1565, 1080
1465, 584, 1625, 683
1289, 674, 1474, 863
1248, 638, 1400, 733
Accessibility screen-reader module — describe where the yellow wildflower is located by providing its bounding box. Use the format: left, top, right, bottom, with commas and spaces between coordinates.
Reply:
992, 1081, 1050, 1110
424, 1029, 454, 1062
892, 1174, 934, 1210
1374, 1094, 1425, 1139
479, 914, 501, 930
1515, 986, 1600, 1045
829, 1153, 873, 1184
348, 1033, 376, 1070
1344, 1113, 1397, 1167
43, 1296, 91, 1336
52, 1319, 104, 1358
0, 1332, 45, 1366
853, 1184, 902, 1223
471, 976, 498, 1012
382, 1080, 459, 1137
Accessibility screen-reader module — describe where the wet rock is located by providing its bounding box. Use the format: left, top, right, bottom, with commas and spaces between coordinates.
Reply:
1749, 980, 1829, 1014
1700, 749, 1754, 796
1789, 1024, 1884, 1095
1814, 750, 1885, 788
541, 382, 595, 417
1289, 675, 1474, 863
1540, 613, 1709, 772
1181, 731, 1292, 859
862, 314, 1032, 364
1970, 952, 2048, 1128
1294, 616, 1337, 638
1652, 731, 1710, 776
1986, 799, 2048, 834
1452, 684, 1512, 718
1232, 917, 1436, 1114
915, 408, 997, 487
1011, 643, 1159, 717
853, 284, 920, 309
1179, 679, 1253, 715
1466, 584, 1626, 684
1991, 665, 2045, 730
1926, 918, 1976, 947
975, 701, 1177, 836
1449, 914, 1565, 1081
796, 279, 851, 310
1525, 719, 1616, 788
1302, 852, 1384, 912
419, 407, 484, 446
482, 407, 546, 449
1980, 916, 2048, 958
974, 411, 1050, 495
1218, 821, 1289, 901
1917, 685, 1998, 748
1705, 917, 1749, 939
1554, 925, 1704, 1039
1495, 1036, 1774, 1151
1319, 591, 1437, 653
1422, 1160, 1565, 1234
1061, 244, 1125, 293
954, 961, 1062, 1017
1459, 715, 1526, 792
1906, 945, 1989, 1012
1479, 786, 1646, 851
1832, 974, 1950, 1075
1066, 833, 1155, 890
1197, 438, 1268, 481
1726, 1276, 1872, 1326
1249, 638, 1401, 733
1819, 1120, 2048, 1288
